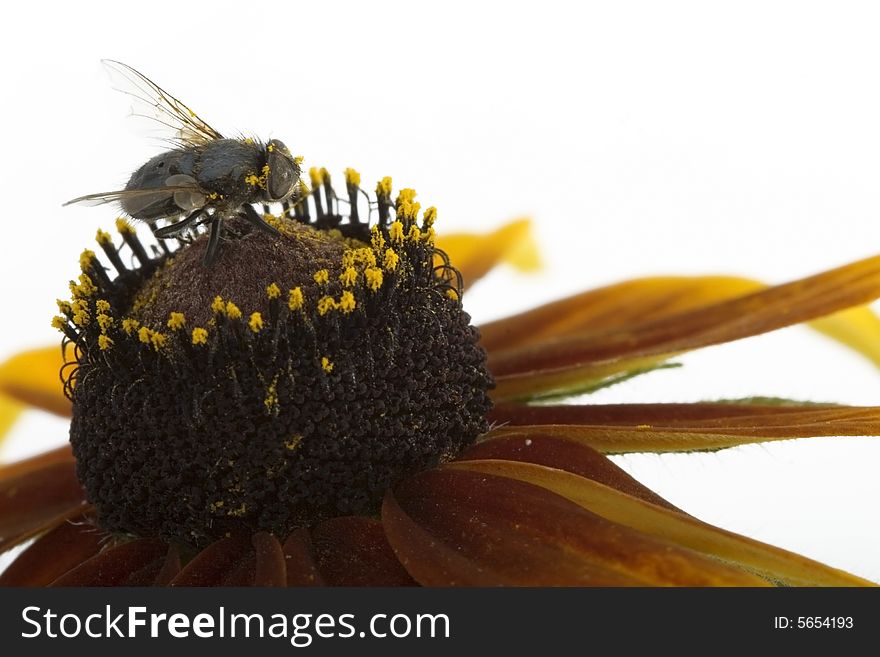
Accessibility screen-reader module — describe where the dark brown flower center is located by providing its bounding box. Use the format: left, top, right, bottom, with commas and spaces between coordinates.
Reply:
56, 173, 494, 547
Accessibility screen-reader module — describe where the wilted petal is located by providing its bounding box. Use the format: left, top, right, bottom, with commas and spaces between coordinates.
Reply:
170, 535, 252, 586
460, 433, 680, 510
436, 219, 541, 289
448, 459, 873, 587
385, 469, 766, 586
485, 257, 880, 401
282, 529, 325, 586
0, 515, 103, 586
251, 532, 286, 587
488, 403, 880, 453
311, 516, 417, 586
480, 275, 880, 368
0, 344, 72, 417
0, 459, 87, 551
52, 538, 171, 586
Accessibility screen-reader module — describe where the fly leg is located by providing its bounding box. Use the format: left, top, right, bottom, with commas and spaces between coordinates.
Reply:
241, 204, 281, 236
154, 208, 205, 239
203, 216, 223, 266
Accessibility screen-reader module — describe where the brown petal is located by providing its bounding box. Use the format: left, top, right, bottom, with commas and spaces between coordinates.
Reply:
487, 403, 880, 453
459, 433, 680, 511
448, 459, 874, 587
282, 529, 325, 586
0, 514, 103, 586
170, 535, 252, 586
385, 469, 766, 586
0, 344, 72, 417
311, 516, 417, 586
51, 538, 170, 586
0, 460, 88, 551
480, 276, 761, 353
0, 445, 74, 481
252, 532, 286, 587
486, 256, 880, 400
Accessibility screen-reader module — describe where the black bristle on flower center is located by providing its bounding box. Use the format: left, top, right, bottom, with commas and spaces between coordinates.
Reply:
57, 171, 493, 547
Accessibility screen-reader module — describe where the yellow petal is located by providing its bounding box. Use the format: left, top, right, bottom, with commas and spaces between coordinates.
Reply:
0, 344, 72, 417
486, 257, 880, 401
0, 395, 24, 450
448, 459, 873, 586
435, 218, 541, 290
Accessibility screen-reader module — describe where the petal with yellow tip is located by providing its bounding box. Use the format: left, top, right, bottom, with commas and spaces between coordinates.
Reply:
486, 402, 880, 453
0, 344, 72, 417
447, 458, 872, 587
435, 218, 541, 289
486, 256, 880, 401
0, 395, 24, 449
383, 469, 767, 586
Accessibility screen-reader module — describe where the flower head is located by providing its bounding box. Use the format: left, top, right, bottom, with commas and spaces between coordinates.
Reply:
55, 173, 492, 546
1, 168, 880, 586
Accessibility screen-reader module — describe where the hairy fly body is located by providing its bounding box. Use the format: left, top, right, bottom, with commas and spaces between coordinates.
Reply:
65, 61, 305, 265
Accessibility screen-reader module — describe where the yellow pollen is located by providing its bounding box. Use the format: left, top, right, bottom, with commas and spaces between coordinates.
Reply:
364, 267, 384, 291
97, 313, 114, 331
388, 221, 404, 243
115, 218, 135, 235
313, 269, 330, 285
376, 176, 393, 198
321, 356, 334, 373
225, 301, 242, 320
309, 167, 324, 188
344, 167, 361, 187
317, 295, 337, 315
339, 291, 356, 313
266, 283, 281, 299
288, 287, 304, 311
137, 327, 152, 345
423, 226, 436, 244
397, 188, 417, 205
151, 332, 167, 349
51, 315, 67, 331
79, 249, 97, 272
248, 312, 263, 333
211, 296, 226, 314
95, 229, 112, 245
191, 327, 209, 345
339, 267, 358, 287
371, 225, 386, 251
121, 318, 140, 335
166, 312, 186, 330
264, 376, 279, 412
98, 335, 113, 350
56, 299, 72, 314
72, 311, 89, 327
383, 249, 400, 271
95, 299, 111, 313
423, 206, 437, 228
285, 435, 302, 450
267, 142, 274, 151
407, 225, 422, 241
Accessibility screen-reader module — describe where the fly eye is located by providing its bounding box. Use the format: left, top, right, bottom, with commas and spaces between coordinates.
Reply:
266, 140, 299, 201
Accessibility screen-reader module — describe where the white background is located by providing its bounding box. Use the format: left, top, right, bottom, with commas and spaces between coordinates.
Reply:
1, 0, 879, 581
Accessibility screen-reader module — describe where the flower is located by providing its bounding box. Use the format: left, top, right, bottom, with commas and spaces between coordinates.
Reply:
2, 168, 880, 586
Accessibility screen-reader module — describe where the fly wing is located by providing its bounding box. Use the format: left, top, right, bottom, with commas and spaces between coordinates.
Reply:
64, 185, 206, 217
102, 60, 224, 147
